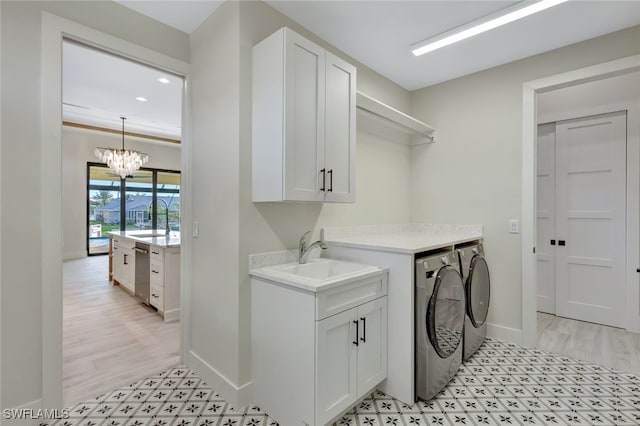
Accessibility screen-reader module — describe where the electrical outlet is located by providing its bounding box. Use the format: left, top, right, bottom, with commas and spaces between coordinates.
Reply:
509, 219, 520, 234
193, 221, 199, 238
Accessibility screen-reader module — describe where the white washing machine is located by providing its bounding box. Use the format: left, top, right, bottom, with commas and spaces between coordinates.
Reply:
457, 242, 490, 361
415, 251, 465, 401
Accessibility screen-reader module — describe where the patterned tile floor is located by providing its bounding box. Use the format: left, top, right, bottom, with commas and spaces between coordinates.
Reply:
48, 339, 640, 426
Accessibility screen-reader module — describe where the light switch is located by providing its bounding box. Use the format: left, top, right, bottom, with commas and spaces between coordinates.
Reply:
509, 219, 520, 234
193, 221, 199, 238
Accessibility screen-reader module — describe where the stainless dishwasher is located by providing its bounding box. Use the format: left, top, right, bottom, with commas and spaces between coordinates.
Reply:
133, 242, 150, 305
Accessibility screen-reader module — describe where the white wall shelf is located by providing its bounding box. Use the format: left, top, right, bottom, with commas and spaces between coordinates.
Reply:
356, 91, 435, 146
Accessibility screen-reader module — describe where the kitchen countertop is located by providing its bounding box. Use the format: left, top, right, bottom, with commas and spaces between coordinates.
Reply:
109, 230, 181, 248
322, 223, 482, 254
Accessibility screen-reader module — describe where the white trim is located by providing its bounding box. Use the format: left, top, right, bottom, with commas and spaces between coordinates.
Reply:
521, 53, 640, 347
486, 322, 523, 343
41, 12, 190, 409
163, 308, 180, 323
188, 350, 252, 408
63, 250, 87, 261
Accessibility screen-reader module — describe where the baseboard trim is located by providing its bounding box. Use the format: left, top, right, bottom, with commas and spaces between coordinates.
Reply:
187, 350, 252, 408
163, 308, 180, 323
63, 250, 87, 260
487, 322, 523, 345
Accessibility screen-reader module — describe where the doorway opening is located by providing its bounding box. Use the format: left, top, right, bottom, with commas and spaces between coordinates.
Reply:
521, 55, 640, 358
61, 40, 184, 406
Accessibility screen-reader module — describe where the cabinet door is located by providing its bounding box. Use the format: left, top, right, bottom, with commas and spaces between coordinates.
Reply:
121, 248, 134, 292
283, 29, 326, 202
112, 245, 123, 284
316, 308, 358, 425
357, 297, 387, 393
324, 51, 356, 203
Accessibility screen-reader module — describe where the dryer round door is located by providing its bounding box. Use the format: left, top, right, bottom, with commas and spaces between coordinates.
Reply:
467, 255, 490, 328
427, 265, 465, 358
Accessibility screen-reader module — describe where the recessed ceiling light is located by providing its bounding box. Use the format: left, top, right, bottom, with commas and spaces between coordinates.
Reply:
411, 0, 568, 56
157, 77, 171, 84
136, 97, 148, 102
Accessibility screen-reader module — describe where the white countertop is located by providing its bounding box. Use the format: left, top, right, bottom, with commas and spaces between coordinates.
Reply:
109, 230, 181, 248
322, 224, 482, 254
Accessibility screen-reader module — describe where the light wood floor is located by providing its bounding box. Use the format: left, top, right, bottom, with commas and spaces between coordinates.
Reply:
537, 312, 640, 375
63, 256, 180, 407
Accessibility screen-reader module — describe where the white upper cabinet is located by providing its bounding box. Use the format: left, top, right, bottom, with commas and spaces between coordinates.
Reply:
252, 27, 356, 203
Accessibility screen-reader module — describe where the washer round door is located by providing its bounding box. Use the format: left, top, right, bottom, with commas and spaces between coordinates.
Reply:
467, 255, 490, 328
427, 265, 465, 358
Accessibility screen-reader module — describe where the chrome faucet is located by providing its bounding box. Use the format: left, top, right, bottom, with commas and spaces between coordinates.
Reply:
298, 230, 327, 264
157, 199, 170, 236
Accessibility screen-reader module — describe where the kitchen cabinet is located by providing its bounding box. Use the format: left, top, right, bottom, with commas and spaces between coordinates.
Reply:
149, 245, 181, 322
111, 237, 135, 293
252, 27, 356, 203
109, 232, 181, 322
251, 271, 387, 425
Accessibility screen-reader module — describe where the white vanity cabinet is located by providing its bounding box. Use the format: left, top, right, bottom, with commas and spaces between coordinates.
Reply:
149, 245, 181, 322
112, 236, 135, 293
252, 27, 356, 203
251, 270, 387, 426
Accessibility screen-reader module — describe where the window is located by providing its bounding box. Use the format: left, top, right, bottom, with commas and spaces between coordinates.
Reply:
87, 163, 181, 255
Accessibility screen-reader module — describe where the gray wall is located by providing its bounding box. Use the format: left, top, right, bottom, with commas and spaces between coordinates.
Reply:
409, 25, 640, 340
188, 0, 413, 400
0, 0, 188, 409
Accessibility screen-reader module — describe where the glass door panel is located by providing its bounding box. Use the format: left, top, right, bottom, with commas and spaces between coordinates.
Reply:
124, 170, 153, 231
157, 171, 181, 232
88, 165, 121, 255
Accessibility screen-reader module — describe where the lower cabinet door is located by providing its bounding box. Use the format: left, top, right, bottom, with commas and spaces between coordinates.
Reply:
316, 308, 358, 425
357, 297, 388, 393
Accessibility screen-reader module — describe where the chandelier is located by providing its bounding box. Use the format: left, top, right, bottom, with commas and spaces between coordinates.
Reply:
95, 117, 149, 179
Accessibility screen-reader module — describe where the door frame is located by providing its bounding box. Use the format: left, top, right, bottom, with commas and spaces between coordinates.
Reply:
41, 12, 192, 408
522, 55, 640, 347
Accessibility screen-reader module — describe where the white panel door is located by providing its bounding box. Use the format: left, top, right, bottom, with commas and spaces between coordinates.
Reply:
357, 297, 387, 393
555, 111, 627, 328
536, 123, 557, 314
316, 307, 357, 425
284, 30, 325, 201
324, 51, 356, 203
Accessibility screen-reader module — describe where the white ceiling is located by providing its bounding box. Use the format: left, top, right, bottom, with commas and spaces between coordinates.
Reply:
63, 42, 183, 139
116, 0, 640, 91
69, 0, 640, 138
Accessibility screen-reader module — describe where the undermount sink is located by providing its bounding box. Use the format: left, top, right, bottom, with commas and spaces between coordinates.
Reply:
251, 258, 383, 291
269, 259, 377, 280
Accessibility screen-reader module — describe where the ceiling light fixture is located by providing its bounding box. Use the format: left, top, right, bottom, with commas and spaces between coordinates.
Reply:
157, 77, 171, 84
95, 117, 149, 179
136, 96, 148, 102
411, 0, 568, 56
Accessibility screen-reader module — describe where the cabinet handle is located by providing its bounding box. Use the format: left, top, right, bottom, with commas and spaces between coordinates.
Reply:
360, 317, 366, 343
124, 254, 128, 265
550, 240, 555, 246
320, 168, 326, 191
152, 293, 159, 298
353, 320, 359, 346
558, 240, 566, 246
152, 270, 159, 274
328, 169, 333, 192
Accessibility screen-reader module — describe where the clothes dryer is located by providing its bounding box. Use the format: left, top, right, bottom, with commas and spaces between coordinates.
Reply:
457, 242, 490, 361
415, 251, 465, 401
